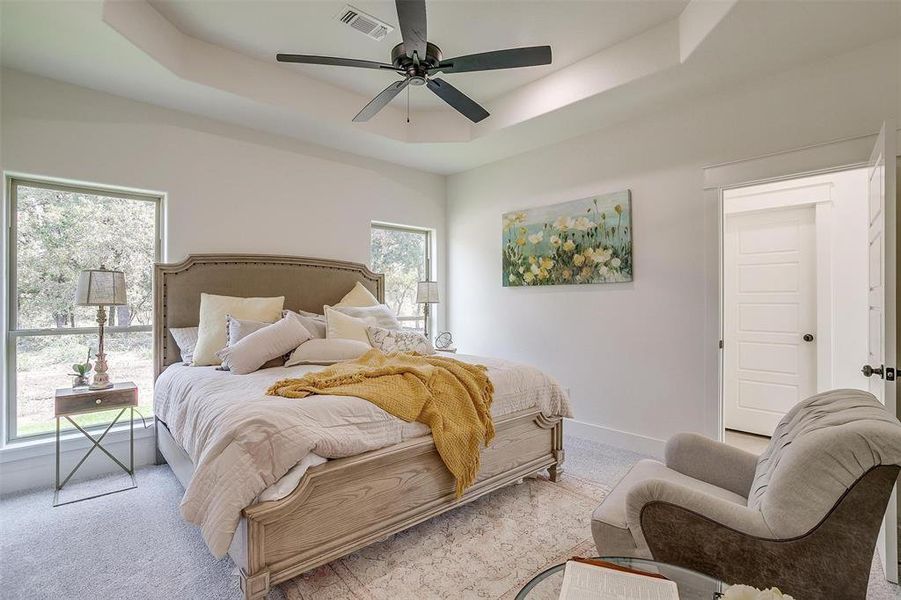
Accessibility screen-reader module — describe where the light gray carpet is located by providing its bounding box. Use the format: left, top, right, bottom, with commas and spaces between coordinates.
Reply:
1, 435, 898, 599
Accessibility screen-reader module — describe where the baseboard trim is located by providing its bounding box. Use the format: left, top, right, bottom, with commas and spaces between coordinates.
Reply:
564, 418, 666, 458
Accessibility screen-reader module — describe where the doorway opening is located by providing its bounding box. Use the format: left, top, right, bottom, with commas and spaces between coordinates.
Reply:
720, 167, 870, 447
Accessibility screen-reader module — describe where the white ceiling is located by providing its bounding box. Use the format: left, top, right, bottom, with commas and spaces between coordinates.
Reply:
1, 1, 898, 174
148, 0, 690, 108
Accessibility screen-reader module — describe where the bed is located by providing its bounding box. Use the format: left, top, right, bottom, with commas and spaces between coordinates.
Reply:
152, 254, 567, 600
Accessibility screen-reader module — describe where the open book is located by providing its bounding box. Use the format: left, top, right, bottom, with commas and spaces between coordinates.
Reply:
558, 558, 679, 600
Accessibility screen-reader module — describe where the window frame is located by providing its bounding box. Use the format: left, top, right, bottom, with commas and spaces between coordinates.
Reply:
5, 176, 162, 443
370, 222, 433, 332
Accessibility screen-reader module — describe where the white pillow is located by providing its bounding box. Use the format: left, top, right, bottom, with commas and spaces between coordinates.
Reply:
170, 327, 199, 364
327, 304, 402, 330
367, 326, 435, 355
333, 281, 380, 308
325, 307, 375, 345
285, 339, 371, 366
217, 315, 312, 374
192, 294, 284, 366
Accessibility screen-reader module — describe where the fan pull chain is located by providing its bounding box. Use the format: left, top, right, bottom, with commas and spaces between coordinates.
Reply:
406, 84, 411, 124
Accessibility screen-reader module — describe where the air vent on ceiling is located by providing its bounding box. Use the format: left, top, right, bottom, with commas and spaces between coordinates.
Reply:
335, 5, 393, 42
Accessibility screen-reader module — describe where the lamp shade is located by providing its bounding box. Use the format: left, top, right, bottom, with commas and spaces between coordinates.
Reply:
416, 281, 439, 304
75, 267, 128, 306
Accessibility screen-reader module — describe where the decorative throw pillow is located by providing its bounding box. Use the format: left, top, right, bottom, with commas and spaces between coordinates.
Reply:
284, 310, 326, 339
325, 307, 376, 345
333, 281, 380, 308
217, 315, 312, 374
367, 326, 435, 355
284, 339, 371, 366
328, 304, 402, 330
170, 327, 199, 364
225, 316, 284, 369
192, 294, 285, 366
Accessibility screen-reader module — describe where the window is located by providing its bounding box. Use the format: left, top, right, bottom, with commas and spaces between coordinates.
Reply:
7, 178, 161, 441
370, 224, 432, 332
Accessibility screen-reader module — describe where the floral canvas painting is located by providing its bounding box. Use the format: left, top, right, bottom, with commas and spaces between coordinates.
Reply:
502, 190, 632, 286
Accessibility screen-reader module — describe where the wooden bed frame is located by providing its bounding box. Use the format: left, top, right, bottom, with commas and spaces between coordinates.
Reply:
152, 254, 564, 600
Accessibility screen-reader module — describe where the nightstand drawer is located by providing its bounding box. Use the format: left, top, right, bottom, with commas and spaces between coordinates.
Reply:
54, 383, 138, 417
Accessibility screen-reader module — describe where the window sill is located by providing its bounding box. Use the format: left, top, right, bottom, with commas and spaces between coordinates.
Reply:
0, 421, 155, 464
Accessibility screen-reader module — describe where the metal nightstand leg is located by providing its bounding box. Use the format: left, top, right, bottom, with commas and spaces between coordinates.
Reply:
53, 407, 137, 507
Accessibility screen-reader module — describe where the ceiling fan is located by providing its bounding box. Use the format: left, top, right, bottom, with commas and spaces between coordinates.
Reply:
276, 0, 552, 123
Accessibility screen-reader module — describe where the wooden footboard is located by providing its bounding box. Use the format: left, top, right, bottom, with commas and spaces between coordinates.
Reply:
236, 408, 564, 600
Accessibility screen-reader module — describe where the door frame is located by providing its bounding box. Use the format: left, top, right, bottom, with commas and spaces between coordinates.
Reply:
703, 133, 881, 441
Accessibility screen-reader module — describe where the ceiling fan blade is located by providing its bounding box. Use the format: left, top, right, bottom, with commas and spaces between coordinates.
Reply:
353, 79, 411, 122
277, 54, 398, 71
426, 78, 489, 123
432, 46, 552, 74
395, 0, 427, 61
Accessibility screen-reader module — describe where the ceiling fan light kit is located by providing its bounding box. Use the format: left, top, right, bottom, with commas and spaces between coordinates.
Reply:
277, 0, 552, 124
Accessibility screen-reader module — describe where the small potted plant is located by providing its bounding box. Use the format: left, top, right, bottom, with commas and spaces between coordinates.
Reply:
71, 349, 93, 388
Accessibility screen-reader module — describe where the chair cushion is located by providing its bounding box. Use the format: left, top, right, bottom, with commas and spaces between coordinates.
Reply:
592, 458, 747, 557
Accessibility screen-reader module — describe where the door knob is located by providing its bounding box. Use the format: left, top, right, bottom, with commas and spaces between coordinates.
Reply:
861, 364, 885, 378
802, 333, 814, 342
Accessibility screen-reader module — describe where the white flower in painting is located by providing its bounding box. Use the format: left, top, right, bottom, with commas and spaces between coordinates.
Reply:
610, 257, 621, 268
508, 273, 517, 283
528, 231, 544, 245
550, 235, 561, 247
553, 216, 574, 231
562, 240, 576, 252
573, 216, 595, 231
530, 263, 541, 275
596, 265, 609, 277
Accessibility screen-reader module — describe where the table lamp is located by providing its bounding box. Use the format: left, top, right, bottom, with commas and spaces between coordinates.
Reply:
75, 266, 127, 390
415, 281, 439, 340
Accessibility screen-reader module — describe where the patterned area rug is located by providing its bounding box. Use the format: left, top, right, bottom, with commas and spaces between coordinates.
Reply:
275, 474, 606, 600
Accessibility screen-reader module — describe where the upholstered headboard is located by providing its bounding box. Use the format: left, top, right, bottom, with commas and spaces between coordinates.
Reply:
153, 254, 384, 377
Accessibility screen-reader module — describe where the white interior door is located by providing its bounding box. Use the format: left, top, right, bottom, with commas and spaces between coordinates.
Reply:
724, 206, 817, 436
866, 123, 898, 583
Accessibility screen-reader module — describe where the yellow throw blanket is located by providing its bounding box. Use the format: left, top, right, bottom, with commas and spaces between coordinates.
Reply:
266, 350, 495, 496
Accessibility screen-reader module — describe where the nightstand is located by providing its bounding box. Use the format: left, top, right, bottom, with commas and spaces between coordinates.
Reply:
54, 382, 138, 506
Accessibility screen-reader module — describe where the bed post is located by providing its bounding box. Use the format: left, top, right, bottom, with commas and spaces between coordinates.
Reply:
239, 569, 270, 600
548, 419, 565, 482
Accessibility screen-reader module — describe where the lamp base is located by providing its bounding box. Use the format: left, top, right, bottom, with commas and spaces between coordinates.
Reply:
91, 351, 112, 390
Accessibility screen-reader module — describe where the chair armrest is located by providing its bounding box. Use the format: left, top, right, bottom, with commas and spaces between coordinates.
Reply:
665, 432, 759, 497
625, 477, 772, 556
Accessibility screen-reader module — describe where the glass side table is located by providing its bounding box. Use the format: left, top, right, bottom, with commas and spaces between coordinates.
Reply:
516, 556, 728, 600
54, 382, 138, 506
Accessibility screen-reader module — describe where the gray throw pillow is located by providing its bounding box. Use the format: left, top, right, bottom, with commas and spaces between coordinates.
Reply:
331, 304, 402, 330
170, 327, 199, 364
284, 310, 327, 339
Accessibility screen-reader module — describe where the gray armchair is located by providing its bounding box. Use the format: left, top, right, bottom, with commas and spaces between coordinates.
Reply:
591, 389, 901, 599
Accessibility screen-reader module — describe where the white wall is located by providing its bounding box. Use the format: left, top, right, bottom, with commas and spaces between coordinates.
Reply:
446, 39, 899, 455
0, 69, 446, 494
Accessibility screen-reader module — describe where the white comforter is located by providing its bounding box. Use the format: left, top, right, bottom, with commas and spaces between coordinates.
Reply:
154, 354, 571, 557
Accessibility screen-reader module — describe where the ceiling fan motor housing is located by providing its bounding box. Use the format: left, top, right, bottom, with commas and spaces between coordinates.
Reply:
392, 42, 442, 76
